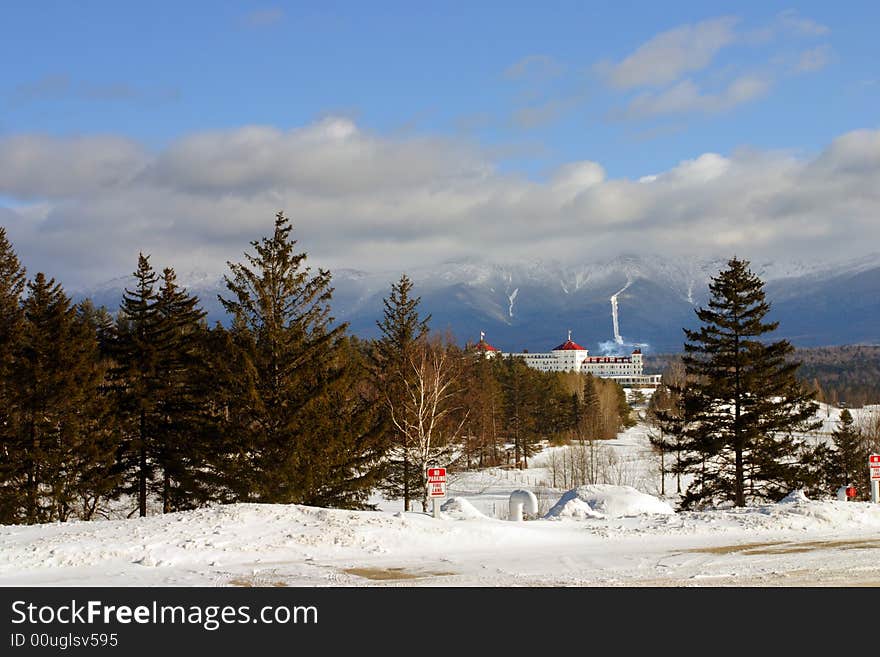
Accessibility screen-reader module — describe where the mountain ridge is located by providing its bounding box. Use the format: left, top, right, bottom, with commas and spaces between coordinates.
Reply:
74, 253, 880, 355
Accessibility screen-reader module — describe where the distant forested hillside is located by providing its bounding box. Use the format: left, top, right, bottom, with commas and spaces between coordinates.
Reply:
645, 345, 880, 407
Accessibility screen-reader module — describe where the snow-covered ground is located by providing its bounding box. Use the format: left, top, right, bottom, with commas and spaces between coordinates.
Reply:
3, 403, 880, 588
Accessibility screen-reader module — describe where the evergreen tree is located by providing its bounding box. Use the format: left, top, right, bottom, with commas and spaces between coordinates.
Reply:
830, 409, 863, 492
372, 274, 430, 511
0, 227, 26, 522
219, 211, 378, 506
72, 301, 122, 520
111, 253, 172, 517
677, 257, 818, 508
581, 374, 601, 440
459, 348, 503, 468
296, 336, 387, 508
11, 274, 107, 522
154, 267, 210, 512
497, 356, 542, 468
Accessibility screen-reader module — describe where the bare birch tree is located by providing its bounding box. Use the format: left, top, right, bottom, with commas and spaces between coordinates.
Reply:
388, 335, 467, 511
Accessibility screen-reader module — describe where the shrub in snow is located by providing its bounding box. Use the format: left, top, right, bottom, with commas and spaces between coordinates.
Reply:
545, 484, 674, 520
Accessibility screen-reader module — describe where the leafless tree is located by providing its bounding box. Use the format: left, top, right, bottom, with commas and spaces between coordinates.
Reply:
389, 335, 468, 511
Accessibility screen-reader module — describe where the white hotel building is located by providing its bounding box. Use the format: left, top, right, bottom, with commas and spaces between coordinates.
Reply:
475, 331, 661, 387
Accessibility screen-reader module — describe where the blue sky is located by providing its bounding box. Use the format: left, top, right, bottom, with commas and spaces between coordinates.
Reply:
1, 2, 878, 286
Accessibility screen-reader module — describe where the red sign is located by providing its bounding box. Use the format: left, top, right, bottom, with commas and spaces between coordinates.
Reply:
870, 455, 880, 481
427, 468, 447, 498
427, 468, 447, 483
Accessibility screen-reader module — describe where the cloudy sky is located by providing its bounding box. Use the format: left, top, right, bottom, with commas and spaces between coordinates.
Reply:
1, 1, 878, 288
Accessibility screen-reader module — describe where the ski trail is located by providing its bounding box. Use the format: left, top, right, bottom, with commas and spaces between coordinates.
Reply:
610, 279, 632, 345
508, 288, 519, 318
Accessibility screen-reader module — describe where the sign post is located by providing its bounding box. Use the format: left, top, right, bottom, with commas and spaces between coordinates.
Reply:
870, 455, 880, 503
427, 467, 447, 518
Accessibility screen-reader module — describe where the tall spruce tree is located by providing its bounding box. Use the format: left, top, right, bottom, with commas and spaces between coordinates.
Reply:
460, 346, 503, 467
830, 409, 863, 493
372, 274, 431, 510
677, 257, 818, 508
498, 356, 542, 468
219, 211, 379, 506
154, 267, 210, 512
72, 300, 122, 520
112, 253, 172, 517
0, 227, 26, 522
12, 274, 107, 523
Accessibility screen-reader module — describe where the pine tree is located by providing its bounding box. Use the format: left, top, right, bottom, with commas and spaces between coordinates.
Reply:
581, 374, 601, 440
677, 257, 818, 508
154, 267, 210, 512
0, 227, 26, 522
372, 274, 431, 510
218, 211, 376, 506
72, 300, 122, 520
830, 409, 863, 492
296, 336, 387, 509
111, 253, 172, 517
12, 274, 107, 522
460, 349, 503, 468
498, 357, 542, 469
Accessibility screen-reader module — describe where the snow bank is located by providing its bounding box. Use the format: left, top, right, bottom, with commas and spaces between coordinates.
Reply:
440, 497, 486, 520
545, 484, 675, 520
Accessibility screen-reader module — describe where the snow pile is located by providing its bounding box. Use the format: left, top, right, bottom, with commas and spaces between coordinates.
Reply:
545, 484, 675, 520
440, 497, 486, 520
545, 496, 605, 520
779, 490, 810, 504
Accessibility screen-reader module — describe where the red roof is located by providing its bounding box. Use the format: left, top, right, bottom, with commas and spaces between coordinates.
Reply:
553, 339, 586, 351
632, 348, 641, 354
476, 340, 499, 352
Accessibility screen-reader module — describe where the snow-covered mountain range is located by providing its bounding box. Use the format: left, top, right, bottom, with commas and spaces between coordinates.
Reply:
77, 253, 880, 354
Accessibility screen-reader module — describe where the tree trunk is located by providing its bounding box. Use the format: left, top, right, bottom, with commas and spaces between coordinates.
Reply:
163, 468, 171, 514
660, 436, 666, 496
403, 443, 410, 512
139, 410, 147, 518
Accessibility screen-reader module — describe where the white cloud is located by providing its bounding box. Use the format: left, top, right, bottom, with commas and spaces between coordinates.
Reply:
620, 75, 770, 118
0, 135, 148, 199
777, 9, 829, 36
796, 45, 832, 73
504, 55, 564, 81
598, 17, 739, 89
2, 120, 879, 289
510, 96, 582, 129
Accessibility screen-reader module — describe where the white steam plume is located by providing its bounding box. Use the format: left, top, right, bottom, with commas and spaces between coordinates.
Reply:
610, 278, 632, 345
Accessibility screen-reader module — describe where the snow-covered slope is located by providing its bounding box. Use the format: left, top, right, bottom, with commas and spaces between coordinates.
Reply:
74, 253, 880, 353
6, 491, 880, 587
4, 403, 880, 588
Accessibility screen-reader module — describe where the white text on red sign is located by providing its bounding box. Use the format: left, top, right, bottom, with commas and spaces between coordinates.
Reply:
427, 468, 447, 483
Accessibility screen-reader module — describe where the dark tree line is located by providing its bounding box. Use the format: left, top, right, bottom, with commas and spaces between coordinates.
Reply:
646, 344, 880, 408
0, 217, 637, 524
